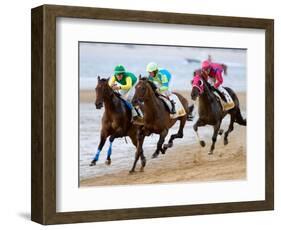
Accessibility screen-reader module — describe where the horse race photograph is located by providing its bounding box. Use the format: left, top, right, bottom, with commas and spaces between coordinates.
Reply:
79, 42, 247, 187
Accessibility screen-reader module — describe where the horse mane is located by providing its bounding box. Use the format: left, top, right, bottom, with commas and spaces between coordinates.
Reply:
193, 68, 202, 77
140, 77, 159, 96
197, 73, 217, 102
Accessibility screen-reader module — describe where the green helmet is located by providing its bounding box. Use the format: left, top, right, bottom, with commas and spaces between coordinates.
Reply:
146, 62, 158, 72
114, 65, 126, 75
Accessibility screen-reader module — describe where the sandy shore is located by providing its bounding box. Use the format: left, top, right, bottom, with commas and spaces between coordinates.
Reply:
80, 89, 246, 187
80, 124, 246, 186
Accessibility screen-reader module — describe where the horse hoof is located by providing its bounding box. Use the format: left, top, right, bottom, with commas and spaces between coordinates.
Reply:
200, 140, 206, 147
208, 151, 213, 155
219, 129, 224, 135
140, 167, 144, 172
105, 159, 111, 165
224, 139, 228, 145
152, 153, 159, 159
164, 143, 173, 149
141, 158, 146, 168
129, 170, 135, 174
89, 160, 96, 166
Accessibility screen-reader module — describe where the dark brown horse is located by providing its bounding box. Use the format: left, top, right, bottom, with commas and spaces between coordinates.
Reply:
191, 71, 246, 154
90, 77, 138, 166
131, 77, 193, 173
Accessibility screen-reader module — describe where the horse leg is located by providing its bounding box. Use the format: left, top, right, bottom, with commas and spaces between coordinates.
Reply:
162, 117, 186, 153
224, 114, 235, 145
128, 128, 146, 171
209, 121, 221, 155
105, 135, 115, 165
152, 129, 168, 158
130, 129, 145, 173
90, 132, 108, 166
193, 119, 206, 147
140, 151, 146, 172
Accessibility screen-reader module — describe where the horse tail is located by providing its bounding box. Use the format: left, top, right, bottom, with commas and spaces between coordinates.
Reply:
235, 107, 246, 126
187, 104, 194, 121
221, 64, 228, 75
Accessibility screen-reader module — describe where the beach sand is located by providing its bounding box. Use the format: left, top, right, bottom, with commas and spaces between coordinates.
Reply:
80, 89, 246, 187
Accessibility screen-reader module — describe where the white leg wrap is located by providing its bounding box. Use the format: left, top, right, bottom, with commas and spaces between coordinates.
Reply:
195, 131, 201, 143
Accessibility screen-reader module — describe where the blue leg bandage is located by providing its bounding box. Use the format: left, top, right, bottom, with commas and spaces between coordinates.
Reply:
93, 149, 101, 161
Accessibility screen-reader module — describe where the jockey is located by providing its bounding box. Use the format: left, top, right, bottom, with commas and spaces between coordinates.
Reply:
146, 62, 176, 114
201, 59, 235, 110
108, 65, 143, 123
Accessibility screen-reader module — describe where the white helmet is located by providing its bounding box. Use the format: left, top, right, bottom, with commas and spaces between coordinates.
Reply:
146, 62, 158, 72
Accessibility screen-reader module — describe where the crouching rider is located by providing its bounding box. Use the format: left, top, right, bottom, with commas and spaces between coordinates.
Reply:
146, 62, 176, 114
108, 65, 143, 123
201, 59, 234, 110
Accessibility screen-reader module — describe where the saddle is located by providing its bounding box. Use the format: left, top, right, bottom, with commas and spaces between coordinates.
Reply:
158, 95, 174, 113
158, 94, 186, 119
211, 87, 234, 111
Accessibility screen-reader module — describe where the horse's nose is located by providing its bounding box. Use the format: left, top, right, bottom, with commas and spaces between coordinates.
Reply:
95, 102, 103, 109
191, 91, 197, 101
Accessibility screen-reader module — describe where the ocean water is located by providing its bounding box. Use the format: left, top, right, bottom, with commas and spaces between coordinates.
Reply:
79, 43, 247, 92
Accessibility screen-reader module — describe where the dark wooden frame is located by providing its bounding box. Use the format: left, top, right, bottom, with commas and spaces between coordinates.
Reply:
31, 4, 274, 225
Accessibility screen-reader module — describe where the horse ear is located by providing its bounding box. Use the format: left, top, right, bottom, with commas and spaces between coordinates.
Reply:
97, 76, 100, 81
138, 74, 142, 80
193, 69, 201, 77
106, 77, 110, 82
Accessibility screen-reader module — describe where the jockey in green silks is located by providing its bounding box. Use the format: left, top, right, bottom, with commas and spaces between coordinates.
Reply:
146, 62, 176, 114
108, 65, 143, 123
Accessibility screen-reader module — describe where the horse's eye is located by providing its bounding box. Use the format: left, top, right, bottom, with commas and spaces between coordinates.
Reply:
198, 80, 203, 87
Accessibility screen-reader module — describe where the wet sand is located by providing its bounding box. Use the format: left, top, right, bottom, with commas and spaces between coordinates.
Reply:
80, 89, 246, 187
80, 125, 246, 186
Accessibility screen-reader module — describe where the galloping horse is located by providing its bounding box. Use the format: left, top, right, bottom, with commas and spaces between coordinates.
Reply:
131, 76, 193, 173
191, 71, 246, 154
89, 76, 138, 166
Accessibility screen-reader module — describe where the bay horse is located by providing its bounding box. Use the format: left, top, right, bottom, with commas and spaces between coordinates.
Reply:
89, 76, 138, 166
131, 76, 193, 173
191, 71, 246, 154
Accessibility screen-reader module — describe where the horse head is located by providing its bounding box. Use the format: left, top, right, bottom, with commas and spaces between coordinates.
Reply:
191, 70, 205, 101
132, 75, 148, 106
95, 76, 113, 109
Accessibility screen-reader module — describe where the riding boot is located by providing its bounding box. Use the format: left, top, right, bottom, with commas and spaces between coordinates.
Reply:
132, 106, 144, 125
170, 100, 176, 114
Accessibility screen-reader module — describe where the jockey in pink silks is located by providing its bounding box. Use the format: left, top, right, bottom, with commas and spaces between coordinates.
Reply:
201, 60, 235, 110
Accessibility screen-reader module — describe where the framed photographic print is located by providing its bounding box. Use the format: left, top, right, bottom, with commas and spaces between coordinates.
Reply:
31, 4, 274, 225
